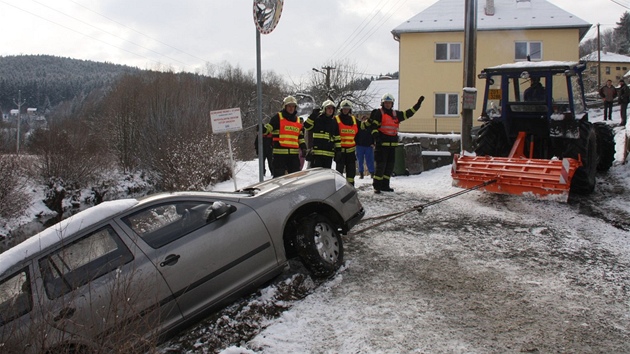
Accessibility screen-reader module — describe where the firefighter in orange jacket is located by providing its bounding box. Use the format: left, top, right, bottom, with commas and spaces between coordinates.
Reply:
264, 96, 307, 177
367, 93, 424, 193
333, 99, 359, 185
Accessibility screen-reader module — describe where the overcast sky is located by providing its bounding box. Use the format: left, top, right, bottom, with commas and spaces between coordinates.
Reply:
0, 0, 628, 84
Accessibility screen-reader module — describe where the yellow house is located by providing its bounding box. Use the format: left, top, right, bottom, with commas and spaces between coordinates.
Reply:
392, 0, 591, 133
580, 51, 630, 87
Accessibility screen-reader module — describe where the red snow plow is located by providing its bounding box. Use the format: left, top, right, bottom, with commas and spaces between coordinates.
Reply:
451, 61, 615, 201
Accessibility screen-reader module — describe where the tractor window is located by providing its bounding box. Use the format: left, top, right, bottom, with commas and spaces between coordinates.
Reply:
551, 75, 571, 114
570, 76, 586, 114
484, 76, 502, 118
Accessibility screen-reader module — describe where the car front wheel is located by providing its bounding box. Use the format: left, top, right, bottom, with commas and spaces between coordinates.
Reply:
295, 213, 343, 278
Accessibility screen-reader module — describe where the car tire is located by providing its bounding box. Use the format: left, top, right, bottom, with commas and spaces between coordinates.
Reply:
295, 213, 343, 278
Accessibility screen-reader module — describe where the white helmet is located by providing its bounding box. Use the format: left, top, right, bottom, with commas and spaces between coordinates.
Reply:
282, 96, 298, 108
381, 93, 395, 104
339, 99, 353, 111
322, 100, 336, 109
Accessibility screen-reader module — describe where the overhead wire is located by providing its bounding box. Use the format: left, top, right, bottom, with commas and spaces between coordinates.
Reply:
65, 0, 210, 64
609, 0, 630, 10
0, 0, 164, 66
28, 0, 190, 67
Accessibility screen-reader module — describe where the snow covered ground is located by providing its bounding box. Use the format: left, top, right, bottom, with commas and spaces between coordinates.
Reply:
157, 108, 630, 353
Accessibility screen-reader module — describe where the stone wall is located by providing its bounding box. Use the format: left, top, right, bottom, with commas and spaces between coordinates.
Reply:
396, 133, 461, 175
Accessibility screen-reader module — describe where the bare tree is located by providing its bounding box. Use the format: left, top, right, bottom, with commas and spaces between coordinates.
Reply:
308, 59, 373, 111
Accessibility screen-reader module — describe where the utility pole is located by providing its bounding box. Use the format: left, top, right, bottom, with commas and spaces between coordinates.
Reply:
461, 0, 477, 153
597, 23, 601, 88
13, 90, 26, 155
313, 66, 335, 99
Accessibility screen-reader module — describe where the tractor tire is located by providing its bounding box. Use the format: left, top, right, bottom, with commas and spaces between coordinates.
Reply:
593, 122, 615, 172
564, 121, 598, 195
474, 121, 509, 157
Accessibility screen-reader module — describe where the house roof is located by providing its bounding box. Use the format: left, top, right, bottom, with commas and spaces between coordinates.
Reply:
364, 79, 399, 111
581, 51, 630, 63
392, 0, 591, 40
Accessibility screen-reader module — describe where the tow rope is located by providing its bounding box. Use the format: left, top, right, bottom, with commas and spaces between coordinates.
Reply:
350, 179, 497, 236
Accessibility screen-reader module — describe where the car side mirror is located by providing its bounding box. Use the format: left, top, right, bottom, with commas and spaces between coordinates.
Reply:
205, 202, 236, 222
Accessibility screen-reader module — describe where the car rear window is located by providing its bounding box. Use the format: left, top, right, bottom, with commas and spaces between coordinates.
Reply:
0, 268, 32, 326
39, 225, 134, 299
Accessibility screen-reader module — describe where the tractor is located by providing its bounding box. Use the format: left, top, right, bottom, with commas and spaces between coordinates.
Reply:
451, 61, 615, 201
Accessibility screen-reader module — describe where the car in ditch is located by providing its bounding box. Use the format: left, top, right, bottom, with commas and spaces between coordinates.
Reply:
0, 168, 364, 353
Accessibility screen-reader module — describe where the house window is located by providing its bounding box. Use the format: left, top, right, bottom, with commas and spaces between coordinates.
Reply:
606, 67, 611, 75
435, 43, 461, 61
617, 66, 621, 70
624, 67, 627, 71
515, 41, 542, 61
435, 93, 459, 116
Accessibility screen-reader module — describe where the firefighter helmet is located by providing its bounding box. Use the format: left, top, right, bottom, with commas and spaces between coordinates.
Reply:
322, 99, 336, 109
339, 99, 353, 111
381, 93, 395, 104
282, 96, 298, 108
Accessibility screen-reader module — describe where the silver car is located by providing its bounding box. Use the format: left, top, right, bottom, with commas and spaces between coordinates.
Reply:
0, 168, 364, 353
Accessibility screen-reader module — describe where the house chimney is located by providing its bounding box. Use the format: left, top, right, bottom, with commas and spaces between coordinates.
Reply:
485, 0, 495, 16
516, 0, 532, 9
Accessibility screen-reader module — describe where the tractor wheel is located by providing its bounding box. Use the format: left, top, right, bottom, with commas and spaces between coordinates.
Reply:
474, 121, 509, 157
564, 121, 598, 195
593, 122, 615, 172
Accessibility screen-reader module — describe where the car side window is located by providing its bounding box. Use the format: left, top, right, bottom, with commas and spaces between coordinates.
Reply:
0, 268, 32, 325
122, 201, 215, 249
39, 225, 134, 300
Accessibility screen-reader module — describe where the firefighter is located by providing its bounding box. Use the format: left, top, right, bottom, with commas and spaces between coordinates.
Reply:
303, 100, 337, 168
333, 99, 359, 185
264, 96, 307, 177
254, 123, 273, 176
367, 93, 424, 193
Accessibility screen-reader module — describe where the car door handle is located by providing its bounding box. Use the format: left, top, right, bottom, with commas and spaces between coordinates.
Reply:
160, 254, 181, 267
53, 307, 76, 322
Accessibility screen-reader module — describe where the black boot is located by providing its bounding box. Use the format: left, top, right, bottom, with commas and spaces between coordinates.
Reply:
373, 179, 382, 193
382, 179, 394, 192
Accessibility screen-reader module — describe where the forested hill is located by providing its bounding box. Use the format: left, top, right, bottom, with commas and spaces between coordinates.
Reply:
0, 55, 141, 113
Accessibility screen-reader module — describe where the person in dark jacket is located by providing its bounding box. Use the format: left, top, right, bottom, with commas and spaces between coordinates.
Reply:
366, 93, 424, 193
254, 127, 273, 177
333, 100, 359, 185
303, 100, 336, 168
524, 77, 545, 102
264, 96, 307, 177
618, 79, 630, 125
355, 115, 374, 179
599, 80, 617, 121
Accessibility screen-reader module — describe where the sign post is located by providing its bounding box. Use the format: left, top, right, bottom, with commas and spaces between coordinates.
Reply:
210, 108, 243, 191
253, 0, 283, 181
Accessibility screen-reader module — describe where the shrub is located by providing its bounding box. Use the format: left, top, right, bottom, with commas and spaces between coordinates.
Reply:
0, 155, 30, 219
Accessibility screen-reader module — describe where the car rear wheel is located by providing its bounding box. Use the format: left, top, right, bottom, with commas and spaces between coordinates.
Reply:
295, 213, 343, 278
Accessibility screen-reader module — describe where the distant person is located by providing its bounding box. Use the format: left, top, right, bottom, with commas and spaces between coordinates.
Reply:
264, 96, 307, 177
366, 93, 424, 193
524, 77, 545, 102
254, 128, 273, 177
303, 100, 336, 168
355, 115, 375, 179
333, 100, 359, 185
618, 79, 630, 126
599, 80, 617, 121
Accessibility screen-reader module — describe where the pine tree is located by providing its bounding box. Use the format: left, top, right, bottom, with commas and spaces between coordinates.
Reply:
614, 12, 630, 54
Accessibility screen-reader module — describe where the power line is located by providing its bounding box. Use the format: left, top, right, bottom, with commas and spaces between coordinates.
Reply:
609, 0, 630, 10
65, 0, 210, 64
0, 0, 164, 66
336, 0, 410, 62
28, 0, 190, 67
